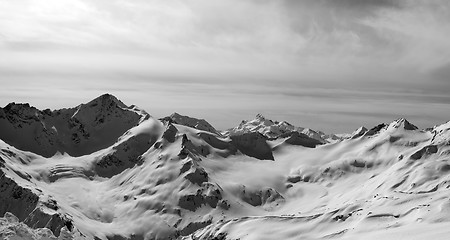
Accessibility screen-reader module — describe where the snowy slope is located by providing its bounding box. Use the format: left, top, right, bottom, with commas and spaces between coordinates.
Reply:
1, 95, 450, 240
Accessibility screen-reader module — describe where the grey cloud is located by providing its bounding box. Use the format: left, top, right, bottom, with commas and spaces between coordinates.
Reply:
279, 0, 403, 53
0, 0, 449, 133
430, 63, 450, 82
282, 0, 402, 13
326, 0, 402, 9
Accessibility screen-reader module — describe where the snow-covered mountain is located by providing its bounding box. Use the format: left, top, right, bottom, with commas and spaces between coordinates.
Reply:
228, 114, 340, 143
1, 95, 450, 240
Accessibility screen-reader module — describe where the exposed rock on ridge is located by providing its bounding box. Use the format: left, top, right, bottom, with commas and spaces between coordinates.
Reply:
0, 94, 146, 157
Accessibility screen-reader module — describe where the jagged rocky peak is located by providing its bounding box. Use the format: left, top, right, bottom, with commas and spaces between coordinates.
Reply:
253, 113, 275, 125
236, 114, 275, 130
161, 121, 179, 143
255, 113, 265, 120
71, 93, 143, 127
231, 114, 339, 143
255, 113, 272, 122
349, 126, 368, 139
84, 93, 127, 109
388, 118, 418, 131
0, 94, 145, 157
0, 102, 43, 123
232, 114, 296, 138
167, 112, 219, 135
254, 113, 289, 125
362, 118, 418, 138
2, 102, 38, 114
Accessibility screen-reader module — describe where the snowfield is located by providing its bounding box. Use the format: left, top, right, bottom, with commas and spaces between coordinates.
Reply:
1, 94, 450, 240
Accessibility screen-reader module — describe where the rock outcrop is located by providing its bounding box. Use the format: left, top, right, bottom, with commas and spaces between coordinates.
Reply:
230, 132, 274, 160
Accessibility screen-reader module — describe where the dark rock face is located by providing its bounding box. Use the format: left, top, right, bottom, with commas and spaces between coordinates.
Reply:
24, 207, 71, 237
178, 183, 223, 212
200, 182, 223, 208
179, 134, 211, 158
198, 133, 234, 150
185, 167, 209, 186
284, 132, 323, 148
180, 158, 209, 186
95, 133, 156, 178
0, 94, 144, 157
0, 171, 39, 221
364, 124, 387, 137
230, 132, 274, 160
410, 145, 438, 160
178, 194, 205, 212
162, 123, 178, 143
169, 113, 220, 135
179, 219, 212, 236
402, 119, 419, 130
0, 103, 60, 157
238, 186, 284, 207
0, 172, 71, 237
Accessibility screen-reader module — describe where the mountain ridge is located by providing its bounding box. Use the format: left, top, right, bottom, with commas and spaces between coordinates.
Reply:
1, 94, 450, 240
0, 94, 148, 158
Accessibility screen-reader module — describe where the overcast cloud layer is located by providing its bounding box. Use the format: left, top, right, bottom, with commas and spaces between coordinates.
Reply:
0, 0, 449, 132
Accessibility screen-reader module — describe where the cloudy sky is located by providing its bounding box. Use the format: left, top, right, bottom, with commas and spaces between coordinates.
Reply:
0, 0, 449, 133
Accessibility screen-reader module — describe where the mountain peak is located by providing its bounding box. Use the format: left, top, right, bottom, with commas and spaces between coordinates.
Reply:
1, 102, 41, 121
168, 112, 219, 135
390, 118, 418, 130
170, 112, 183, 119
255, 113, 266, 120
0, 95, 143, 157
3, 102, 38, 113
349, 126, 368, 139
252, 114, 275, 126
230, 115, 338, 143
85, 93, 127, 109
